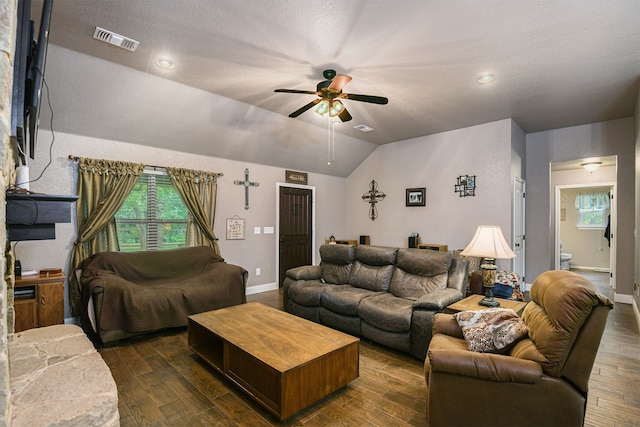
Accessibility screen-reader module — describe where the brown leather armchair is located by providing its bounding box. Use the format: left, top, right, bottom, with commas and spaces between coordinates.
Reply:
424, 270, 613, 426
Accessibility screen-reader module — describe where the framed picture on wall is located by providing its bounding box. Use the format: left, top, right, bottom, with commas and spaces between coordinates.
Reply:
406, 188, 426, 207
226, 216, 246, 240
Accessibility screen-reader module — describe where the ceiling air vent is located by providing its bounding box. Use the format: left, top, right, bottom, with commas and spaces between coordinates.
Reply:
92, 27, 139, 52
354, 124, 375, 132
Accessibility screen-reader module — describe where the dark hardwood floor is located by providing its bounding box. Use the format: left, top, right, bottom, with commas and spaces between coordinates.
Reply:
99, 271, 640, 426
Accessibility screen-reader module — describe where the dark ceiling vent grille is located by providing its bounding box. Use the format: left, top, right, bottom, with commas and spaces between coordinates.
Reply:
92, 27, 139, 52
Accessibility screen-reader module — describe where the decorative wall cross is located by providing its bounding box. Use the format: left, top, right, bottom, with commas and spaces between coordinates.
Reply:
362, 179, 386, 220
234, 168, 259, 209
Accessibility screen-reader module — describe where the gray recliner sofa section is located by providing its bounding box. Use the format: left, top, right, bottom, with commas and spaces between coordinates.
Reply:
283, 244, 468, 360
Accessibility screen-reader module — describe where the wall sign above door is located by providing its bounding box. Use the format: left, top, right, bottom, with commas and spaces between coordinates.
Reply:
285, 170, 308, 185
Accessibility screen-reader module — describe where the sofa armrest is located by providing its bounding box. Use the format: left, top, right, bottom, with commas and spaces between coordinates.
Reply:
413, 288, 463, 311
432, 313, 464, 338
427, 348, 542, 384
286, 265, 321, 281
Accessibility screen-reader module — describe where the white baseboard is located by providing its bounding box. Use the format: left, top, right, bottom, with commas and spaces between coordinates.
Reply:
614, 293, 633, 304
570, 265, 610, 272
246, 282, 278, 295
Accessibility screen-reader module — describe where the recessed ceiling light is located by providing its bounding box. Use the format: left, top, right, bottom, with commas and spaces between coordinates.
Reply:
354, 124, 374, 132
156, 59, 174, 69
476, 74, 495, 84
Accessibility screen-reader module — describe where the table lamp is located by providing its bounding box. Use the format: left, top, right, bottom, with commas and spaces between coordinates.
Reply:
460, 225, 516, 307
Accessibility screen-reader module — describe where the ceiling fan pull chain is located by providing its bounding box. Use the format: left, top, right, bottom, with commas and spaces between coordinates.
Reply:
327, 118, 335, 165
331, 121, 335, 164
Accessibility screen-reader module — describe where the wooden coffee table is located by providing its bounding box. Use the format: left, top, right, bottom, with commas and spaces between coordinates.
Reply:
447, 294, 528, 316
188, 302, 359, 420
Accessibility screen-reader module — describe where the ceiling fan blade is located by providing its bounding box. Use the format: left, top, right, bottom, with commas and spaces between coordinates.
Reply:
341, 93, 389, 104
328, 74, 352, 92
338, 107, 353, 122
275, 89, 320, 95
289, 99, 321, 118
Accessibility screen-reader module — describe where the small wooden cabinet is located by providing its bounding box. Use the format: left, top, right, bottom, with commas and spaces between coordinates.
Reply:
14, 273, 65, 332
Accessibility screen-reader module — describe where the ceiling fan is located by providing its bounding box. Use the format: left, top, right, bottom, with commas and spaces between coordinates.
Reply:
274, 69, 388, 122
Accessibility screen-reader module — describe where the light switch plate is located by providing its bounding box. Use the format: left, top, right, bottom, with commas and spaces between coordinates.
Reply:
254, 227, 261, 234
264, 226, 274, 234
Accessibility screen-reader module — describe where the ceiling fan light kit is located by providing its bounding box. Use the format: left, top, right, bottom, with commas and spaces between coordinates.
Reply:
274, 69, 388, 123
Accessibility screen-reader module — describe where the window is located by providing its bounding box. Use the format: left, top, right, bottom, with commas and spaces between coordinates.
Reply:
578, 207, 609, 228
115, 172, 188, 251
575, 191, 610, 229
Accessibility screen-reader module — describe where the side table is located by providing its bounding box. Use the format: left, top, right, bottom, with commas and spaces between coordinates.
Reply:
14, 272, 65, 332
447, 294, 527, 316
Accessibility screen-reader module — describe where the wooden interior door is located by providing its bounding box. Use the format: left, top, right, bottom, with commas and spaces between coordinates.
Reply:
279, 187, 312, 287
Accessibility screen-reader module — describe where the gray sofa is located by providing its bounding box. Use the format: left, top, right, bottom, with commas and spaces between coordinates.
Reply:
283, 244, 468, 360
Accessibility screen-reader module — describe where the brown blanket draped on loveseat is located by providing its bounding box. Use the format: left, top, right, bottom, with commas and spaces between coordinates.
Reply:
79, 246, 247, 345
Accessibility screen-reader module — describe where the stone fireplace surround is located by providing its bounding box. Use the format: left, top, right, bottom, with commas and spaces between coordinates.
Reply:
1, 1, 118, 424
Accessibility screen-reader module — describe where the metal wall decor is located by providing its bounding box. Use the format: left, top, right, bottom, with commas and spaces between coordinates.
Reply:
454, 175, 476, 197
362, 180, 386, 220
234, 168, 259, 209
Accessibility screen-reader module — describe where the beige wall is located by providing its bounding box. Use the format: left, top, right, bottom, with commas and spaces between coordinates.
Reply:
19, 131, 348, 318
345, 118, 521, 272
20, 119, 528, 319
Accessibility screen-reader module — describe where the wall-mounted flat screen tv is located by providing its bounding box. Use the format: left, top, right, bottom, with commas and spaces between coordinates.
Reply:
10, 0, 53, 165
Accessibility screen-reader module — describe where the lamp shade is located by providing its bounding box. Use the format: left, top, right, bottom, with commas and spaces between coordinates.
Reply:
460, 225, 516, 259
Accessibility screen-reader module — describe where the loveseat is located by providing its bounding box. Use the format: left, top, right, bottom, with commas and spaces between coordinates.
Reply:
79, 246, 248, 346
283, 244, 468, 359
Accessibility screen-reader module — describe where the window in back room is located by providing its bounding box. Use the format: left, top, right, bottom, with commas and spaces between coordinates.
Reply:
575, 191, 610, 229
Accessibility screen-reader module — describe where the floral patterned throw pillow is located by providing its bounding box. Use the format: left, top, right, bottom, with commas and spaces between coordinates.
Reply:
454, 308, 529, 353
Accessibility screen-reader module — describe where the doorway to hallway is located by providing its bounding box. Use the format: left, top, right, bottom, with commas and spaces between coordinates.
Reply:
551, 156, 617, 291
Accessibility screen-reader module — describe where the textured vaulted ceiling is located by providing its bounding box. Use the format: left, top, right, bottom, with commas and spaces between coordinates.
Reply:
30, 0, 640, 177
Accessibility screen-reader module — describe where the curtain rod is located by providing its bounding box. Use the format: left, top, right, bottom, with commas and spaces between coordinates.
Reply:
68, 155, 223, 177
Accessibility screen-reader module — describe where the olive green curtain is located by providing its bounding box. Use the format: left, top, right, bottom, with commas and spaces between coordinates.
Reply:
166, 167, 221, 255
68, 158, 145, 316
